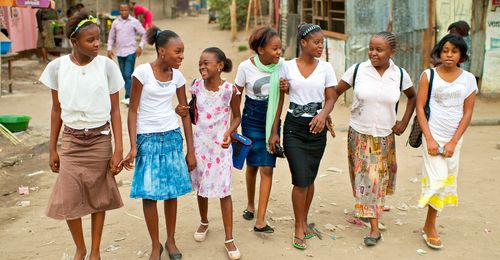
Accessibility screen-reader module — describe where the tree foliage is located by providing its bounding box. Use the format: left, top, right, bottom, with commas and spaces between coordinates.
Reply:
208, 0, 250, 31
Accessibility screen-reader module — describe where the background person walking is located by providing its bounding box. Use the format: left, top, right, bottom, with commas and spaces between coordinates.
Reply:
107, 2, 147, 106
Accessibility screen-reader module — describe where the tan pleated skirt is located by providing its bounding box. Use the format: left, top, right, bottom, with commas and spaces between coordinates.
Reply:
45, 123, 123, 220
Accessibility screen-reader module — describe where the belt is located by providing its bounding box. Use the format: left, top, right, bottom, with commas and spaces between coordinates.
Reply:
289, 102, 322, 117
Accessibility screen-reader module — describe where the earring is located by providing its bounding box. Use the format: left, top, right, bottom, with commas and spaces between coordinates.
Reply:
218, 68, 222, 72
162, 55, 164, 59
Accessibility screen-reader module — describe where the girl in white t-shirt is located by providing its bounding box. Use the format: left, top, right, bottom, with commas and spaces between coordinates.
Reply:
416, 34, 477, 250
40, 11, 124, 260
121, 26, 195, 260
332, 32, 417, 246
235, 27, 288, 233
275, 23, 337, 250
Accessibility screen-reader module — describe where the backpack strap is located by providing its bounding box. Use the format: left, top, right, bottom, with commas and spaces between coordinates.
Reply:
352, 63, 360, 89
424, 69, 434, 119
395, 66, 404, 114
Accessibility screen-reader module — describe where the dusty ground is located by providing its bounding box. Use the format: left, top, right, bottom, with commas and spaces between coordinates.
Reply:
1, 15, 500, 260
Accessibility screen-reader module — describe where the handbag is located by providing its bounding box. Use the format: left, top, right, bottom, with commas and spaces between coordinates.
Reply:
408, 69, 434, 148
188, 94, 198, 125
231, 132, 252, 170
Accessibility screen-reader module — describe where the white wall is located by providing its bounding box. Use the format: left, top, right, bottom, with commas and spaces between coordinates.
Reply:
481, 3, 500, 95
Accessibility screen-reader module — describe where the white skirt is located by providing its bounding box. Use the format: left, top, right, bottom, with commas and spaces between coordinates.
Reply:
418, 138, 463, 211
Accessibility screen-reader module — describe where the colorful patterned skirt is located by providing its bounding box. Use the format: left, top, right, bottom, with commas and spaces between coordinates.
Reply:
418, 139, 462, 211
347, 127, 397, 219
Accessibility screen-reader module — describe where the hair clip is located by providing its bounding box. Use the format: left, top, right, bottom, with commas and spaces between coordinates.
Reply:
156, 30, 161, 37
70, 16, 98, 38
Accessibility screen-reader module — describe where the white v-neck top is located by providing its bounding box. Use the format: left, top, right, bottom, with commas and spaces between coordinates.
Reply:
132, 63, 186, 134
341, 59, 413, 137
283, 58, 337, 117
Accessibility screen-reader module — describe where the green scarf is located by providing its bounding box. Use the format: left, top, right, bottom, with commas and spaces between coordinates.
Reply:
253, 55, 282, 147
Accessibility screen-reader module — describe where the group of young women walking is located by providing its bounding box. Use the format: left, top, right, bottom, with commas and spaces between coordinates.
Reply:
40, 10, 477, 260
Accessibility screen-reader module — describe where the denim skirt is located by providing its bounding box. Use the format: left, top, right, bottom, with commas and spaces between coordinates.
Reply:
241, 96, 278, 168
130, 128, 192, 200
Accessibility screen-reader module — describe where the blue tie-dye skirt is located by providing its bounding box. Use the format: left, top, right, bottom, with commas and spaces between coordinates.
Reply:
130, 128, 193, 200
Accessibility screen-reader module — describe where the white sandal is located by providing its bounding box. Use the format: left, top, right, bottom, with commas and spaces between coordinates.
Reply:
224, 239, 241, 260
193, 221, 209, 242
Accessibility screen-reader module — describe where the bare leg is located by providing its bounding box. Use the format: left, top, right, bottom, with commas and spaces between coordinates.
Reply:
88, 212, 105, 260
196, 195, 209, 233
66, 218, 87, 260
292, 185, 307, 242
369, 218, 380, 238
220, 196, 237, 251
142, 199, 162, 260
164, 198, 180, 254
245, 166, 258, 213
423, 206, 441, 246
255, 166, 273, 228
40, 47, 49, 63
303, 183, 315, 232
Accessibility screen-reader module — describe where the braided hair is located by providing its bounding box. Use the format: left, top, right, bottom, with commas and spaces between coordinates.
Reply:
297, 23, 322, 41
372, 31, 397, 51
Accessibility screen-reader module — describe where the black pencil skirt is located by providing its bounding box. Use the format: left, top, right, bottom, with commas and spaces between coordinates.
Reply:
283, 113, 327, 187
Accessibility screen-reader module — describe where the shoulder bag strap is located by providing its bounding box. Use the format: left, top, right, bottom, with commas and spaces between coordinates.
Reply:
424, 69, 434, 119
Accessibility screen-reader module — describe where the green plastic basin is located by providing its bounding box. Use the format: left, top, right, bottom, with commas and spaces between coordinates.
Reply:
0, 115, 32, 132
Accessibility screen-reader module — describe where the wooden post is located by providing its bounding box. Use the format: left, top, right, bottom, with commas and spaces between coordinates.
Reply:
231, 0, 237, 41
245, 0, 253, 32
422, 0, 436, 69
253, 0, 258, 28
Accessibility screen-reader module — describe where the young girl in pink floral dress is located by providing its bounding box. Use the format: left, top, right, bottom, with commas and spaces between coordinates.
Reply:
177, 47, 242, 259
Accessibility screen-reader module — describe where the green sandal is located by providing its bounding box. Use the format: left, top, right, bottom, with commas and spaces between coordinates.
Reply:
292, 236, 307, 250
304, 228, 316, 239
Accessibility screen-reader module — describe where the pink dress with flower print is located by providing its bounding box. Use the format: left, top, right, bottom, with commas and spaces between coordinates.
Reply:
190, 79, 239, 198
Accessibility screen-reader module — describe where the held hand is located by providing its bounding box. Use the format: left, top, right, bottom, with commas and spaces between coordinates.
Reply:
110, 150, 123, 175
426, 138, 440, 156
136, 47, 142, 57
221, 132, 232, 149
442, 142, 457, 158
279, 78, 289, 94
186, 151, 197, 172
175, 104, 190, 117
49, 151, 60, 173
121, 148, 137, 171
267, 133, 280, 154
392, 120, 408, 136
309, 113, 327, 134
107, 50, 114, 59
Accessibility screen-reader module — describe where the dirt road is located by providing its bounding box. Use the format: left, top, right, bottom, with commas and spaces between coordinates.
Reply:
1, 15, 500, 260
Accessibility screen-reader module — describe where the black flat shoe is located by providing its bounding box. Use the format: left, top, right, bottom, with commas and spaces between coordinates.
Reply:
165, 243, 182, 260
254, 224, 274, 233
242, 209, 254, 220
364, 232, 382, 246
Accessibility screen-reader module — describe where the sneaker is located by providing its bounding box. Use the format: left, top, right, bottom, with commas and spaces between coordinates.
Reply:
120, 98, 130, 105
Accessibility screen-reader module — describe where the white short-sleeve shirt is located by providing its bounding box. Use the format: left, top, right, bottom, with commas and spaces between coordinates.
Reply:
283, 58, 337, 117
341, 59, 413, 137
426, 68, 478, 142
133, 63, 186, 134
234, 58, 287, 101
39, 55, 124, 129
